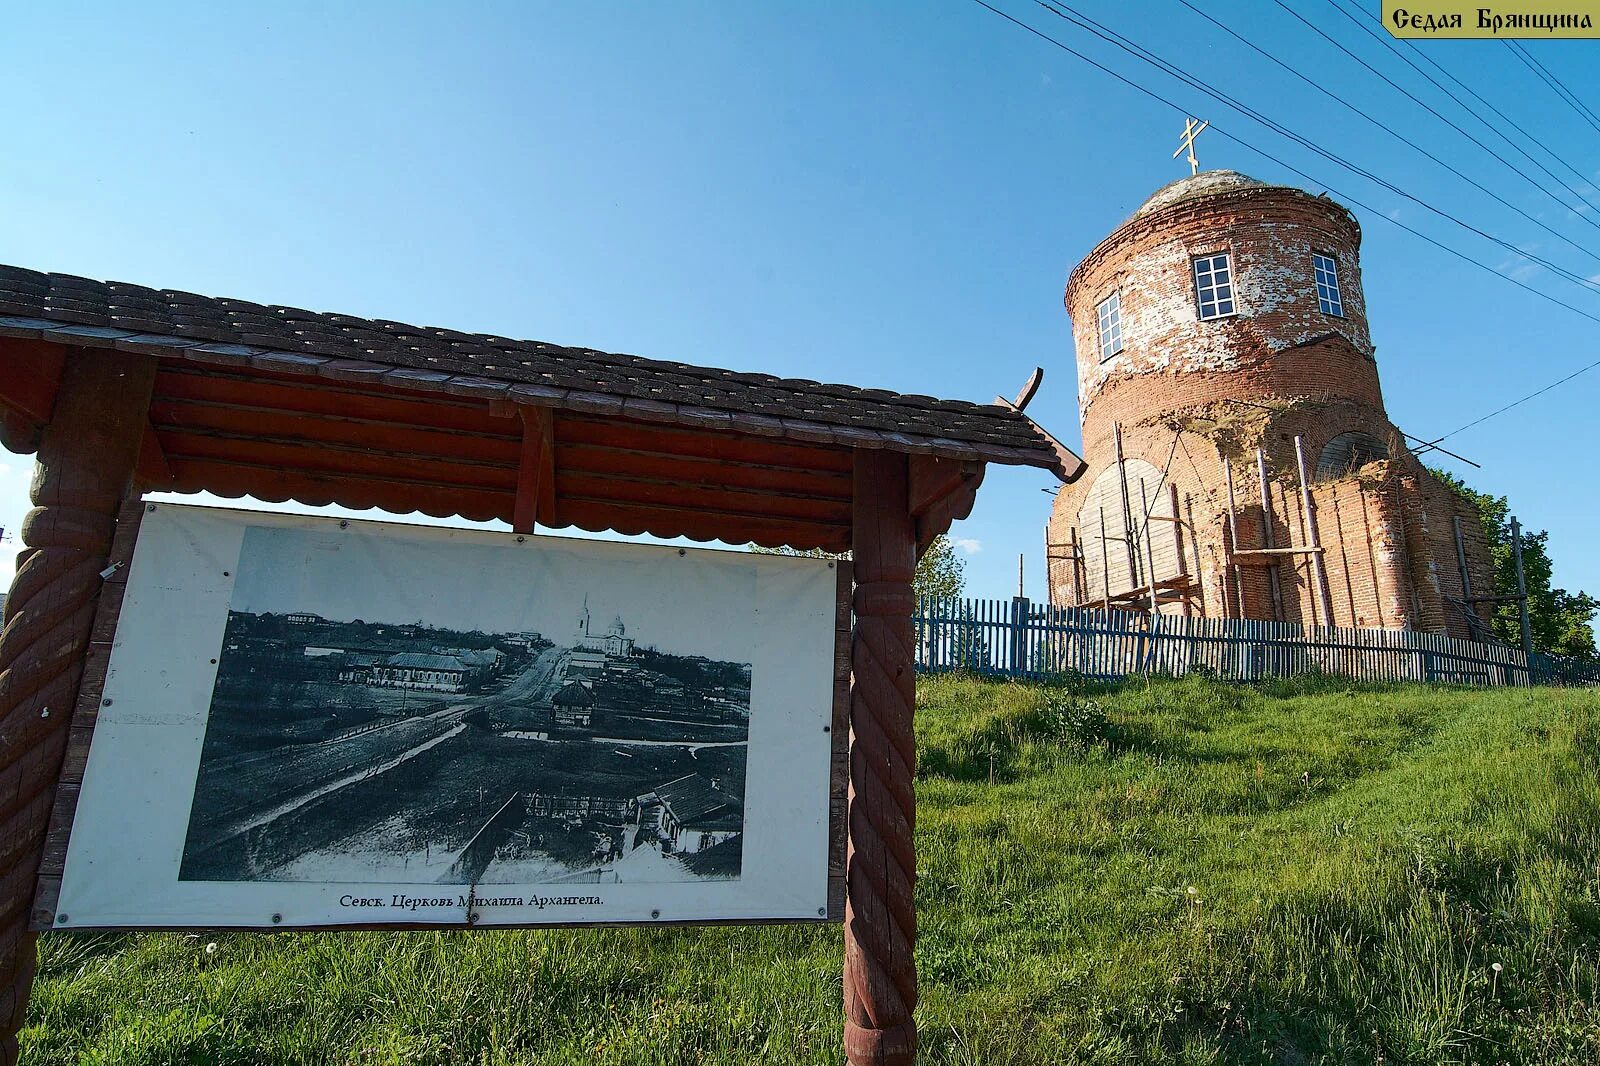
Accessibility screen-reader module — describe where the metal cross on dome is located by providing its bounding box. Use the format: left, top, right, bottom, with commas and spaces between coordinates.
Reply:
1173, 116, 1210, 176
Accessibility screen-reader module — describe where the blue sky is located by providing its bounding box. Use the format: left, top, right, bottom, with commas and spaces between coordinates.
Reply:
1, 1, 1596, 612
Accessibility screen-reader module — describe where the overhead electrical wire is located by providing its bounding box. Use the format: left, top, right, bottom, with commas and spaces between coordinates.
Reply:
1268, 0, 1600, 245
1032, 0, 1600, 293
966, 0, 1600, 322
1176, 0, 1600, 249
1382, 14, 1600, 209
966, 0, 1600, 445
1430, 353, 1600, 443
1503, 38, 1600, 137
1319, 0, 1600, 224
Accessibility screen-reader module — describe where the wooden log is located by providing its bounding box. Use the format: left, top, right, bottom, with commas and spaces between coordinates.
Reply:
843, 449, 917, 1066
0, 350, 155, 1064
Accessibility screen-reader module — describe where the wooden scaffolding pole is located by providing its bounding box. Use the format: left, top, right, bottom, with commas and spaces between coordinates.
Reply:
1138, 479, 1159, 619
0, 352, 156, 1063
1069, 526, 1082, 602
844, 449, 918, 1066
1168, 482, 1191, 617
1098, 506, 1111, 608
1112, 423, 1139, 588
1255, 448, 1285, 623
1451, 515, 1473, 603
1223, 457, 1243, 619
1293, 435, 1335, 627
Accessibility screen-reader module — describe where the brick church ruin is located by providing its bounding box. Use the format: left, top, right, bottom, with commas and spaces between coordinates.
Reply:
1046, 169, 1496, 638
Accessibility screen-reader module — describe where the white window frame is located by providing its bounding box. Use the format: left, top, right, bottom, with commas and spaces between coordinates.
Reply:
1096, 290, 1124, 361
1191, 252, 1236, 320
1313, 252, 1345, 317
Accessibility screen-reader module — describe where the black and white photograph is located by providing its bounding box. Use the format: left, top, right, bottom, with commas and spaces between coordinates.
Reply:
179, 525, 754, 887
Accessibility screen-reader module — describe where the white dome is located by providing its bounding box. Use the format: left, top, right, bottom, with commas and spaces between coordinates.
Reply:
1132, 169, 1272, 220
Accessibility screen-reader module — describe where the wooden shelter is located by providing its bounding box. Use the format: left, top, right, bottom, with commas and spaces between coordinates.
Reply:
0, 263, 1083, 1065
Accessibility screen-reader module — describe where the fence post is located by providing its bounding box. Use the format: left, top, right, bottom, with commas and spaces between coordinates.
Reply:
1010, 595, 1030, 675
1511, 516, 1535, 684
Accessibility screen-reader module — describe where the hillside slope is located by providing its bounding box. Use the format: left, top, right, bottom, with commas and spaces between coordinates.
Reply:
24, 676, 1600, 1065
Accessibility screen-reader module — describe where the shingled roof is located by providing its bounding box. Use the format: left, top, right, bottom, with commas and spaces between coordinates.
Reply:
0, 264, 1077, 475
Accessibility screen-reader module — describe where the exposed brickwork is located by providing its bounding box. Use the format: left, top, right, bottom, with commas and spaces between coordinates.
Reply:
1046, 172, 1495, 640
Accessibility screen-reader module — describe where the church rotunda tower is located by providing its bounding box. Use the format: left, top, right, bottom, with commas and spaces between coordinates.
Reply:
1046, 168, 1495, 638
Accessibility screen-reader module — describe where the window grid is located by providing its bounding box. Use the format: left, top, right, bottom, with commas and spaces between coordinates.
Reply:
1096, 291, 1123, 361
1192, 253, 1235, 320
1313, 252, 1344, 316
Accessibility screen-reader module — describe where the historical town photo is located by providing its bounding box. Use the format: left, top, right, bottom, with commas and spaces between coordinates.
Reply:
179, 527, 753, 886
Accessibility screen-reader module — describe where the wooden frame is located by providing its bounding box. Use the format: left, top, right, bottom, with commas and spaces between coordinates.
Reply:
29, 509, 853, 933
0, 326, 1071, 1066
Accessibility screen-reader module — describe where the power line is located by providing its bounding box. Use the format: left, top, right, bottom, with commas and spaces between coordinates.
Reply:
967, 0, 1600, 324
1320, 0, 1600, 224
1268, 0, 1600, 261
1034, 0, 1600, 294
1356, 0, 1600, 212
1504, 39, 1600, 137
1178, 0, 1600, 253
966, 0, 1600, 444
1431, 353, 1600, 444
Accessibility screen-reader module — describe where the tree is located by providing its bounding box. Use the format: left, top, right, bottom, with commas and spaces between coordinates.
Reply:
1434, 470, 1598, 656
912, 534, 965, 602
749, 533, 966, 602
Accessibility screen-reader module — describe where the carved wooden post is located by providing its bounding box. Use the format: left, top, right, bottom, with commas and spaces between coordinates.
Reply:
844, 448, 917, 1066
0, 351, 155, 1062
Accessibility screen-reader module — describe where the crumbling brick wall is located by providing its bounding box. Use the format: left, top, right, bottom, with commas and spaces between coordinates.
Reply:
1045, 175, 1496, 638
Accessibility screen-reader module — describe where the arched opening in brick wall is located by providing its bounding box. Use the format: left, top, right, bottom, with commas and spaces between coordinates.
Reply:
1074, 458, 1185, 606
1314, 431, 1389, 482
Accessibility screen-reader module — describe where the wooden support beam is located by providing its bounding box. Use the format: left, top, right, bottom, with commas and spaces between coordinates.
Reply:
844, 449, 918, 1066
513, 406, 555, 534
1294, 435, 1336, 627
0, 342, 66, 455
1138, 479, 1158, 619
0, 350, 156, 1064
1256, 447, 1285, 623
1232, 546, 1326, 557
1169, 482, 1190, 618
907, 456, 984, 554
1075, 574, 1195, 612
1113, 424, 1138, 588
1223, 457, 1243, 619
135, 426, 175, 491
907, 456, 976, 518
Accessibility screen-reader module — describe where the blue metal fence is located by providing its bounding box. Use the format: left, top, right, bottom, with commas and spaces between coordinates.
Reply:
914, 596, 1594, 686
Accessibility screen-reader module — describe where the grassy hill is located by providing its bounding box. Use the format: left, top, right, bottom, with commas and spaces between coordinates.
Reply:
25, 675, 1600, 1065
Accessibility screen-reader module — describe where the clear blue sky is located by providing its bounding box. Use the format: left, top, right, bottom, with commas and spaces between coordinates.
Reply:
2, 1, 1596, 612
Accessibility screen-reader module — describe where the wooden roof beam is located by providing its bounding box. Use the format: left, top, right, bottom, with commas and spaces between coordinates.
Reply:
0, 340, 64, 454
906, 455, 986, 554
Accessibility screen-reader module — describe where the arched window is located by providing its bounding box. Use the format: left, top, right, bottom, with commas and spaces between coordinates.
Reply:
1315, 431, 1388, 481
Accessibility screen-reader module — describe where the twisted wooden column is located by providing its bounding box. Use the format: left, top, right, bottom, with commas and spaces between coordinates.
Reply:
0, 352, 155, 1063
844, 449, 918, 1066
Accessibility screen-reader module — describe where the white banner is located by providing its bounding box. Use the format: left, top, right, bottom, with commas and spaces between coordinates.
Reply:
57, 504, 837, 928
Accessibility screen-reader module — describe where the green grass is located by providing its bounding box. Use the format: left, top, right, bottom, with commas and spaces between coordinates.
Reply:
25, 675, 1600, 1064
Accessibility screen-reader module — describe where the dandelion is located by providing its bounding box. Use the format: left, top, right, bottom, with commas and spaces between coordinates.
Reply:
205, 942, 217, 955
